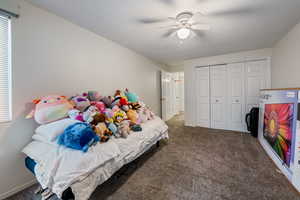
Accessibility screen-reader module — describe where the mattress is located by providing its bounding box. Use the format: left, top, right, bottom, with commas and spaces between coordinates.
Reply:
23, 116, 168, 200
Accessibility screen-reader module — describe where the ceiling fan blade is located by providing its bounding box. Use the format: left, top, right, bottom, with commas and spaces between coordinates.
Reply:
137, 18, 168, 24
162, 28, 178, 38
192, 23, 211, 30
167, 17, 179, 22
207, 5, 263, 17
159, 0, 176, 6
158, 25, 181, 29
191, 29, 206, 37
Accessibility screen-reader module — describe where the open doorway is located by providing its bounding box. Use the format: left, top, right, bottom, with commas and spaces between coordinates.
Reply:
161, 71, 184, 121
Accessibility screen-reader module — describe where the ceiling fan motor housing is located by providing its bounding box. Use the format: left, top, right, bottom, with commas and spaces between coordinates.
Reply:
176, 11, 193, 24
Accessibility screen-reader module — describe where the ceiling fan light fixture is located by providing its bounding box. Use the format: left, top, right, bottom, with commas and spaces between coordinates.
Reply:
177, 28, 190, 40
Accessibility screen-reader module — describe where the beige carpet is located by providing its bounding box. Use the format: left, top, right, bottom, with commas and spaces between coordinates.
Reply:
6, 114, 300, 200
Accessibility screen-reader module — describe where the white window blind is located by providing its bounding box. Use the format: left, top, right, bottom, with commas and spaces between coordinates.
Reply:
0, 15, 11, 122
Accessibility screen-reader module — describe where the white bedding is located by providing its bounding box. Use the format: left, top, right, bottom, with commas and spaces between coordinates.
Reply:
22, 116, 168, 200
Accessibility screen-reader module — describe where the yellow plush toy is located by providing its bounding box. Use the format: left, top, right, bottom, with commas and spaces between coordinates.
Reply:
126, 109, 140, 124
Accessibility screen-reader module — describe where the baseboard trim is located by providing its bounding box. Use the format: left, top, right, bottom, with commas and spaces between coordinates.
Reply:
0, 179, 37, 200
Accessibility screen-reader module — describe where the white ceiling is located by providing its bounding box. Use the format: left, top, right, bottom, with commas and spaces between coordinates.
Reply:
26, 0, 300, 64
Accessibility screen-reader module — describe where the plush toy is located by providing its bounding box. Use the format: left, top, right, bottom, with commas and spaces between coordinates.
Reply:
125, 88, 138, 103
107, 122, 118, 136
93, 122, 111, 142
101, 96, 113, 108
87, 91, 102, 101
68, 109, 84, 122
26, 95, 73, 124
117, 120, 131, 138
129, 102, 142, 110
111, 90, 128, 107
91, 101, 106, 113
70, 95, 90, 112
83, 106, 99, 123
113, 110, 127, 124
112, 105, 120, 113
137, 108, 148, 123
121, 105, 130, 112
131, 124, 142, 132
89, 113, 106, 126
126, 109, 140, 124
57, 122, 99, 152
103, 108, 114, 123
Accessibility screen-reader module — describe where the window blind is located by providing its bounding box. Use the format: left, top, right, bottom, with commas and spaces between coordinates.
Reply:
0, 15, 11, 122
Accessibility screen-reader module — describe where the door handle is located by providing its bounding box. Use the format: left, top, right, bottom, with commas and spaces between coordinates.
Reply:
235, 99, 239, 103
216, 99, 219, 103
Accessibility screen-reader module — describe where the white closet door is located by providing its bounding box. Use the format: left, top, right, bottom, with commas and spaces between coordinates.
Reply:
227, 63, 245, 131
210, 65, 227, 129
245, 60, 268, 112
196, 67, 210, 127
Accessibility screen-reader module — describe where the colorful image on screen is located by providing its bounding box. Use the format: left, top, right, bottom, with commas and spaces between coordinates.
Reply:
263, 103, 294, 167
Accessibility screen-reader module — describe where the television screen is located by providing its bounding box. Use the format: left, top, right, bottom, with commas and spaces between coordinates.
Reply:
263, 103, 294, 167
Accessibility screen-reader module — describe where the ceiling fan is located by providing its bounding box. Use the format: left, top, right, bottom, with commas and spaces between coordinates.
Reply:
162, 11, 211, 40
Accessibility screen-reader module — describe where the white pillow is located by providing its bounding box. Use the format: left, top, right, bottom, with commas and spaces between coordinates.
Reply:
32, 118, 79, 144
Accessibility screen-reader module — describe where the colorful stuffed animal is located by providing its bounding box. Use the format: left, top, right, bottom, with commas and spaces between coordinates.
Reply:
125, 88, 138, 103
89, 113, 106, 126
137, 108, 148, 123
83, 106, 99, 123
129, 102, 142, 110
70, 95, 90, 112
87, 91, 102, 101
117, 120, 131, 138
131, 124, 142, 132
101, 96, 113, 108
107, 122, 118, 137
127, 109, 140, 124
113, 110, 127, 124
57, 122, 99, 152
91, 101, 106, 113
103, 108, 114, 123
68, 109, 84, 122
93, 122, 111, 142
26, 95, 73, 124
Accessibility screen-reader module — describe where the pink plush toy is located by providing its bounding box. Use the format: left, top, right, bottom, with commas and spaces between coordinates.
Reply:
91, 101, 106, 113
26, 95, 73, 124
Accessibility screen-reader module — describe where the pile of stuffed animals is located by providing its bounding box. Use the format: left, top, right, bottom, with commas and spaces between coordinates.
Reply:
26, 89, 155, 152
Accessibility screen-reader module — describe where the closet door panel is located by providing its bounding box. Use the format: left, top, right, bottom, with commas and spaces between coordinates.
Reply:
245, 60, 267, 112
196, 67, 210, 128
227, 63, 245, 131
210, 65, 227, 129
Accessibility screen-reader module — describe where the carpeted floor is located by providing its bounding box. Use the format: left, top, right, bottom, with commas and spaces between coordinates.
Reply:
6, 114, 300, 200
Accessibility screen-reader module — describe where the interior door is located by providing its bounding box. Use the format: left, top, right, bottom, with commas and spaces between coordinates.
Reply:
227, 63, 245, 131
161, 71, 172, 121
161, 71, 168, 121
245, 60, 268, 112
196, 67, 210, 128
210, 65, 227, 129
179, 72, 184, 112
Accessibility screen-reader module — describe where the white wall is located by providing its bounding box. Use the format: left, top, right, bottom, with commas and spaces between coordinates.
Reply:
184, 48, 272, 126
0, 0, 165, 198
272, 21, 300, 88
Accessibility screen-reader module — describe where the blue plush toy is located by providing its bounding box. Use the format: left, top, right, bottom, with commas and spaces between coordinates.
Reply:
58, 122, 99, 152
125, 88, 138, 103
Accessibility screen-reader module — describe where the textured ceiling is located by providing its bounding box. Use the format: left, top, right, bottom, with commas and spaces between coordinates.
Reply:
26, 0, 300, 64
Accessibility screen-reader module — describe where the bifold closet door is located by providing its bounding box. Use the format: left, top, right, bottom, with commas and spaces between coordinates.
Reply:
227, 63, 245, 131
196, 67, 210, 127
245, 60, 268, 112
210, 65, 227, 129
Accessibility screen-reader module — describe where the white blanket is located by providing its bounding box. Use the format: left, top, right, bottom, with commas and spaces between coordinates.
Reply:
23, 116, 168, 199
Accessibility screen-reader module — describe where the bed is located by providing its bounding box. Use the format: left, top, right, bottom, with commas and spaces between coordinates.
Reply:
22, 116, 168, 200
